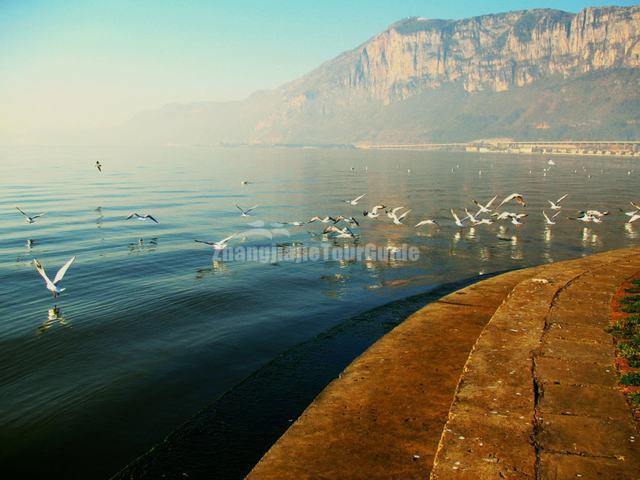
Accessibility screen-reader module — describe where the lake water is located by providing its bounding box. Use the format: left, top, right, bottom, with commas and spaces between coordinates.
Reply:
0, 146, 638, 478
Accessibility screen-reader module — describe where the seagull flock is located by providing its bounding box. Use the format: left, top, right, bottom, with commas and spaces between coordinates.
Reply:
15, 157, 640, 300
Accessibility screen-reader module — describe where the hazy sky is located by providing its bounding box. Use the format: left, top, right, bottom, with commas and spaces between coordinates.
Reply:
1, 0, 637, 138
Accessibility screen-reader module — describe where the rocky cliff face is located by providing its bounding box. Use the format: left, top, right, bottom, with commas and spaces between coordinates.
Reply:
289, 6, 640, 101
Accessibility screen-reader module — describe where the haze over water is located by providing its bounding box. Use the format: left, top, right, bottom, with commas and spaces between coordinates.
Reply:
0, 145, 638, 478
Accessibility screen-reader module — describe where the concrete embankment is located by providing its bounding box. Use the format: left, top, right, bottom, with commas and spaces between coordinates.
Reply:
248, 248, 640, 479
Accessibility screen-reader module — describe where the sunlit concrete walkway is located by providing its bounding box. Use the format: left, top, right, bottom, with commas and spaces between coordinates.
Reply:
248, 248, 640, 480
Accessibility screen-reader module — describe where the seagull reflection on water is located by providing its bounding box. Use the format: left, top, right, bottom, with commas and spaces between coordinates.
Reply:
195, 260, 229, 278
128, 238, 158, 254
38, 306, 68, 334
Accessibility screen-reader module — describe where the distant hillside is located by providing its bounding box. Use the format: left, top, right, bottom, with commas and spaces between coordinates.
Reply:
124, 5, 640, 145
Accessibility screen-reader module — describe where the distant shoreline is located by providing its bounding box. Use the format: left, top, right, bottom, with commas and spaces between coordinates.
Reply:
356, 140, 640, 158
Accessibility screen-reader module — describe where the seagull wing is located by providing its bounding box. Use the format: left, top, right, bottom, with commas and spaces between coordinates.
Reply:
451, 209, 461, 223
556, 194, 569, 204
552, 211, 562, 219
245, 205, 259, 214
194, 239, 215, 246
398, 209, 412, 220
53, 257, 75, 284
126, 213, 136, 220
16, 207, 29, 218
146, 214, 159, 223
218, 234, 236, 244
631, 201, 640, 210
235, 204, 245, 213
353, 194, 366, 203
485, 195, 498, 208
543, 211, 552, 223
34, 259, 55, 289
31, 213, 46, 219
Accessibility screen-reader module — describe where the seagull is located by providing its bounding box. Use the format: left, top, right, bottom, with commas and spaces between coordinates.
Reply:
584, 210, 609, 218
415, 219, 439, 228
628, 212, 640, 224
363, 205, 386, 219
344, 194, 366, 206
547, 159, 556, 166
548, 194, 568, 210
126, 213, 159, 223
34, 257, 75, 298
473, 195, 497, 214
334, 215, 360, 227
236, 204, 258, 217
16, 207, 46, 224
308, 215, 336, 224
323, 225, 356, 238
96, 161, 102, 172
386, 206, 406, 219
391, 209, 411, 225
241, 181, 249, 185
568, 213, 598, 223
194, 234, 236, 250
451, 209, 465, 227
499, 193, 527, 208
543, 210, 561, 225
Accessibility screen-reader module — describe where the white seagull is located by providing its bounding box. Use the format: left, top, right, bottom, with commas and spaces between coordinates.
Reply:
126, 212, 159, 223
391, 209, 411, 225
386, 206, 406, 219
308, 215, 336, 224
363, 205, 386, 219
543, 210, 561, 225
499, 193, 527, 208
323, 225, 357, 238
194, 234, 236, 250
16, 207, 46, 224
451, 209, 465, 227
236, 204, 258, 217
34, 257, 75, 298
344, 194, 366, 206
548, 194, 568, 210
473, 195, 497, 214
628, 212, 640, 224
415, 219, 439, 228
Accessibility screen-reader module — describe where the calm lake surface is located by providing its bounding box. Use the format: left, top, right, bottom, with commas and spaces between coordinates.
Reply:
0, 146, 638, 478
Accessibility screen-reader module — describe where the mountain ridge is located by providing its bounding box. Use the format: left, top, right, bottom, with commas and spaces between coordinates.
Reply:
123, 5, 640, 145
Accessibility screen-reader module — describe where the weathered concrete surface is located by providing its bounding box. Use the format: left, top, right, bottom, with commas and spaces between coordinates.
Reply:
248, 248, 640, 480
430, 248, 640, 479
248, 269, 542, 480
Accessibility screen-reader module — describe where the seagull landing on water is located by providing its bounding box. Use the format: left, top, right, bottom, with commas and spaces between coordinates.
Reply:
548, 194, 568, 210
236, 204, 258, 217
344, 194, 366, 206
543, 210, 561, 225
126, 213, 159, 223
34, 257, 75, 298
194, 234, 236, 251
16, 207, 46, 224
96, 161, 102, 172
499, 193, 527, 208
415, 219, 439, 228
473, 195, 497, 214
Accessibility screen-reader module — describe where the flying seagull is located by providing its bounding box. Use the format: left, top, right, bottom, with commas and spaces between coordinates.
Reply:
363, 204, 386, 219
473, 195, 497, 214
323, 225, 357, 238
34, 257, 75, 298
308, 215, 336, 224
236, 204, 258, 217
391, 209, 412, 225
194, 234, 236, 250
499, 193, 527, 207
543, 210, 561, 225
344, 194, 366, 206
333, 215, 360, 227
96, 161, 102, 172
16, 207, 46, 224
126, 213, 159, 223
386, 206, 406, 220
451, 209, 465, 227
548, 194, 568, 210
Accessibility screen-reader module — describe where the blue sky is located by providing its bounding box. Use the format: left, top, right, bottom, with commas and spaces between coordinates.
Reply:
1, 0, 638, 135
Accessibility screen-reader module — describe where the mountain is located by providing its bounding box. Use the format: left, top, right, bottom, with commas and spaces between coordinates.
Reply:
126, 5, 640, 145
